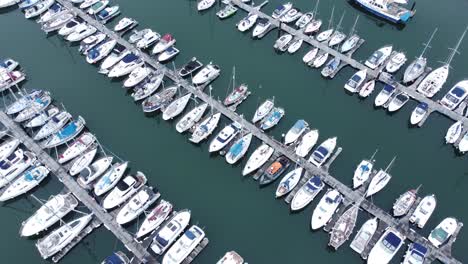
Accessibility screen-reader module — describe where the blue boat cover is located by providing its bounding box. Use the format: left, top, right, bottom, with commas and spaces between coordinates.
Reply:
103, 253, 126, 264
50, 3, 61, 11
57, 121, 78, 140
383, 84, 395, 92
452, 87, 466, 97
306, 176, 322, 190
417, 102, 428, 110
413, 243, 428, 255
384, 231, 402, 248
185, 229, 196, 240
122, 53, 138, 63
98, 10, 109, 18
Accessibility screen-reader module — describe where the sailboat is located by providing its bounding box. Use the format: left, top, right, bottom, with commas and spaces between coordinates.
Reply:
341, 16, 360, 53
328, 202, 360, 250
316, 6, 334, 42
303, 0, 322, 35
393, 187, 419, 217
353, 149, 378, 189
366, 157, 396, 197
328, 12, 346, 47
224, 67, 249, 107
403, 29, 437, 84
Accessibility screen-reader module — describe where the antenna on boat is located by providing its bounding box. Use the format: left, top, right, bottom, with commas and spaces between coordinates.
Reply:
349, 15, 359, 36
327, 5, 335, 30
419, 28, 437, 58
445, 26, 467, 66
312, 0, 320, 18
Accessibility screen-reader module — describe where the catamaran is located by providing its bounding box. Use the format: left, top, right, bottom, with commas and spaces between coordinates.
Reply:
225, 133, 253, 164
259, 156, 290, 186
365, 45, 392, 69
344, 69, 367, 93
385, 52, 407, 73
93, 161, 128, 196
440, 80, 468, 110
284, 119, 308, 145
308, 137, 337, 167
365, 157, 395, 197
42, 116, 86, 148
350, 0, 414, 24
252, 98, 274, 123
445, 121, 463, 144
275, 167, 303, 198
428, 217, 458, 247
409, 194, 436, 228
162, 93, 192, 121
209, 122, 242, 153
295, 129, 319, 157
311, 189, 343, 230
409, 102, 428, 125
150, 210, 191, 255
102, 173, 147, 210
393, 188, 418, 217
260, 107, 284, 130
0, 166, 50, 202
350, 217, 378, 254
189, 113, 222, 144
57, 132, 96, 164
136, 200, 173, 238
367, 228, 405, 264
242, 144, 274, 176
77, 156, 113, 188
290, 176, 324, 211
116, 186, 159, 225
403, 29, 437, 84
162, 225, 205, 264
69, 147, 97, 176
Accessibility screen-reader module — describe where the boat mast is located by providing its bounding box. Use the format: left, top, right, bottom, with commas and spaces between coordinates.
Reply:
369, 148, 378, 162
419, 28, 437, 59
335, 12, 345, 32
349, 15, 359, 36
445, 26, 468, 66
312, 0, 320, 18
384, 156, 396, 173
327, 6, 335, 30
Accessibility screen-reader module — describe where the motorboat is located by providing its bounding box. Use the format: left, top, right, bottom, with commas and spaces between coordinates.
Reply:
57, 132, 96, 164
457, 132, 468, 153
273, 34, 293, 52
150, 210, 191, 255
123, 66, 151, 88
275, 167, 303, 198
101, 252, 130, 264
224, 84, 249, 107
102, 173, 147, 210
341, 34, 360, 53
176, 103, 208, 133
136, 30, 160, 49
42, 116, 86, 148
0, 0, 20, 8
321, 57, 341, 78
33, 111, 71, 141
242, 144, 274, 176
86, 39, 117, 64
162, 225, 205, 264
36, 214, 93, 259
42, 11, 75, 33
208, 122, 242, 153
259, 156, 290, 186
98, 43, 128, 73
157, 47, 179, 63
0, 58, 19, 71
225, 133, 253, 164
97, 5, 120, 23
350, 217, 378, 254
374, 84, 396, 107
290, 175, 324, 211
24, 107, 59, 128
216, 251, 244, 264
216, 4, 238, 19
237, 13, 258, 32
358, 80, 375, 98
365, 45, 392, 69
284, 119, 308, 145
0, 138, 21, 161
77, 156, 113, 187
38, 3, 63, 23
136, 200, 173, 238
87, 0, 108, 15
445, 121, 463, 144
403, 57, 426, 84
428, 217, 458, 247
260, 107, 284, 130
0, 69, 24, 91
280, 8, 302, 23
295, 129, 318, 157
131, 72, 164, 101
141, 86, 178, 113
328, 31, 346, 47
385, 52, 407, 73
367, 228, 405, 264
162, 93, 192, 121
308, 137, 337, 167
303, 19, 322, 34
178, 57, 203, 78
197, 0, 215, 11
311, 189, 343, 230
128, 28, 151, 44
271, 2, 292, 19
93, 161, 128, 196
68, 147, 97, 176
312, 52, 329, 68
24, 0, 55, 19
252, 18, 271, 38
365, 168, 391, 197
416, 65, 449, 98
192, 63, 220, 85
66, 24, 97, 42
295, 12, 313, 28
20, 193, 78, 237
0, 165, 49, 201
18, 0, 39, 9
116, 186, 159, 225
14, 92, 52, 122
0, 149, 36, 188
108, 53, 143, 78
58, 17, 84, 36
316, 28, 334, 42
387, 92, 409, 112
344, 69, 366, 93
440, 80, 468, 110
353, 160, 373, 189
189, 113, 222, 144
350, 0, 414, 24
302, 48, 319, 64
152, 34, 176, 54
79, 0, 98, 9
409, 195, 436, 228
409, 102, 428, 125
393, 188, 418, 217
402, 243, 428, 264
287, 38, 303, 54
252, 98, 274, 123
114, 17, 137, 32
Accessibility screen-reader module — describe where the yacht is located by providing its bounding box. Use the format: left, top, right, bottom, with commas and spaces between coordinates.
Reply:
57, 132, 96, 164
252, 18, 271, 38
416, 65, 449, 98
87, 0, 109, 15
93, 161, 128, 196
224, 84, 249, 107
77, 156, 113, 188
44, 12, 76, 34
295, 12, 313, 28
24, 107, 59, 128
350, 217, 378, 254
312, 52, 329, 68
0, 0, 20, 8
385, 52, 407, 73
393, 188, 418, 217
295, 129, 319, 157
440, 80, 468, 110
131, 72, 164, 101
128, 28, 151, 44
290, 176, 324, 211
428, 217, 458, 247
101, 252, 130, 264
36, 215, 93, 259
108, 53, 143, 78
457, 132, 468, 153
0, 58, 19, 72
216, 4, 238, 19
358, 80, 375, 98
24, 0, 55, 19
252, 98, 274, 123
275, 167, 303, 198
216, 251, 244, 264
175, 103, 208, 133
387, 92, 409, 112
287, 38, 303, 54
311, 189, 343, 230
152, 34, 176, 54
402, 243, 428, 264
302, 48, 319, 64
14, 92, 52, 122
344, 69, 366, 93
328, 31, 346, 47
353, 159, 373, 189
403, 57, 426, 84
98, 44, 128, 73
66, 24, 97, 42
321, 57, 341, 77
303, 19, 322, 34
225, 133, 253, 164
116, 186, 159, 225
308, 137, 337, 167
271, 2, 292, 19
192, 63, 220, 85
208, 122, 242, 153
374, 84, 396, 107
158, 47, 179, 63
141, 85, 176, 112
366, 168, 391, 197
445, 121, 463, 144
102, 173, 147, 210
258, 155, 291, 186
80, 0, 98, 9
123, 66, 151, 88
409, 102, 428, 125
284, 119, 308, 145
33, 111, 71, 141
162, 93, 192, 121
316, 28, 334, 42
409, 195, 436, 228
20, 193, 78, 237
237, 13, 258, 32
178, 57, 203, 78
341, 34, 360, 53
136, 30, 160, 49
273, 34, 293, 52
280, 8, 302, 23
260, 107, 285, 130
68, 147, 97, 176
0, 138, 20, 161
242, 144, 274, 176
42, 116, 86, 149
79, 33, 106, 54
351, 0, 414, 24
365, 45, 393, 69
197, 0, 215, 11
367, 228, 405, 264
0, 149, 36, 188
18, 0, 39, 9
114, 17, 137, 32
136, 200, 173, 238
189, 113, 222, 144
0, 166, 50, 202
86, 39, 118, 64
162, 225, 205, 264
150, 210, 191, 255
97, 6, 120, 23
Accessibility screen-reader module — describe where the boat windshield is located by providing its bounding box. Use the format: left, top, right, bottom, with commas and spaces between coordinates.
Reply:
431, 228, 449, 242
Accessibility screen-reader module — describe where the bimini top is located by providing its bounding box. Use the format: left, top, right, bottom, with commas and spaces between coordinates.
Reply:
452, 86, 467, 97
306, 176, 322, 190
383, 84, 396, 92
412, 243, 428, 256
102, 252, 127, 264
383, 231, 402, 250
417, 102, 428, 110
122, 53, 138, 63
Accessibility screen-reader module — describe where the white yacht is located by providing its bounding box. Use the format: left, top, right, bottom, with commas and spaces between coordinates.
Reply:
403, 57, 426, 84
284, 119, 308, 145
409, 194, 436, 228
344, 69, 367, 93
353, 159, 373, 189
24, 0, 54, 19
374, 84, 396, 107
14, 92, 52, 122
158, 47, 179, 63
457, 132, 468, 153
445, 121, 463, 144
440, 80, 468, 110
162, 93, 192, 121
36, 214, 93, 259
416, 65, 449, 98
358, 80, 376, 98
295, 129, 319, 157
271, 2, 292, 19
208, 122, 242, 153
162, 225, 205, 264
0, 138, 20, 161
302, 48, 319, 64
66, 24, 97, 42
6, 90, 43, 115
393, 188, 418, 217
328, 31, 346, 47
311, 189, 343, 230
402, 243, 428, 264
290, 176, 324, 211
304, 19, 322, 34
136, 200, 173, 238
58, 132, 96, 164
79, 33, 106, 55
275, 167, 303, 198
176, 103, 208, 133
58, 17, 84, 36
0, 149, 36, 188
225, 133, 253, 164
0, 166, 50, 202
87, 0, 109, 15
365, 45, 393, 69
108, 53, 143, 78
80, 0, 98, 9
366, 169, 391, 197
242, 144, 274, 176
116, 186, 159, 225
77, 156, 113, 187
308, 137, 337, 167
98, 44, 128, 73
316, 28, 334, 42
151, 210, 191, 255
93, 162, 128, 196
131, 72, 165, 101
312, 52, 329, 68
385, 52, 407, 73
367, 228, 405, 264
387, 92, 409, 112
123, 66, 151, 88
114, 17, 137, 32
197, 0, 215, 11
260, 107, 285, 130
287, 38, 303, 54
24, 107, 59, 128
409, 103, 428, 125
295, 12, 313, 28
341, 34, 360, 53
252, 18, 272, 38
86, 39, 118, 64
350, 217, 378, 254
428, 217, 458, 248
216, 251, 244, 264
280, 8, 302, 23
152, 34, 176, 54
20, 193, 78, 237
252, 98, 274, 123
273, 34, 293, 52
192, 63, 220, 85
189, 113, 222, 144
102, 173, 147, 210
237, 13, 258, 32
69, 148, 97, 176
0, 0, 20, 8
